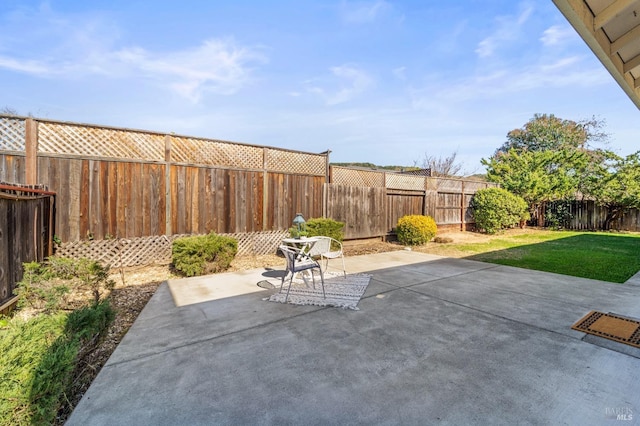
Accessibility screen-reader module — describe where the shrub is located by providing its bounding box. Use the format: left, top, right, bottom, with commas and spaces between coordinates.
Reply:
304, 217, 345, 242
470, 187, 529, 234
15, 257, 115, 312
0, 301, 114, 425
396, 215, 437, 246
172, 233, 238, 277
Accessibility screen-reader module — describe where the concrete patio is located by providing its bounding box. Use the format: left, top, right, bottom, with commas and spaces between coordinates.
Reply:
67, 251, 640, 425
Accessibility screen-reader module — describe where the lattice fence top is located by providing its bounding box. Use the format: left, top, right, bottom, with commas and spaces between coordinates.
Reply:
431, 178, 463, 192
464, 180, 492, 192
0, 115, 329, 175
331, 167, 385, 187
38, 122, 166, 161
171, 136, 264, 169
266, 148, 326, 176
0, 116, 26, 152
386, 173, 425, 191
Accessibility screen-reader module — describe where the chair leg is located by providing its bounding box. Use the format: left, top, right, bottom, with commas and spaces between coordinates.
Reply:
284, 273, 295, 302
341, 256, 347, 278
317, 268, 325, 299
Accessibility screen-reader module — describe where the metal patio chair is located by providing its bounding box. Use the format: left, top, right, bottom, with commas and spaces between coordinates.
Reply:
279, 245, 325, 302
307, 236, 347, 278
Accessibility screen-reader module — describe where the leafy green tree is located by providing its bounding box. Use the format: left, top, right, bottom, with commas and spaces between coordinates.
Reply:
494, 113, 607, 155
482, 148, 589, 223
583, 151, 640, 229
484, 114, 608, 225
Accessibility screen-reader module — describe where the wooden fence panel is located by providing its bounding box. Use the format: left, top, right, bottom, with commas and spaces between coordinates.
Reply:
325, 184, 386, 239
170, 166, 268, 235
620, 209, 640, 231
0, 154, 26, 184
37, 156, 166, 241
0, 189, 54, 306
546, 200, 640, 231
265, 173, 324, 231
386, 191, 424, 231
435, 192, 463, 225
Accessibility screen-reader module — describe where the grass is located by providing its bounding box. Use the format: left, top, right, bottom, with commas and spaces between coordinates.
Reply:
0, 302, 114, 425
427, 230, 640, 283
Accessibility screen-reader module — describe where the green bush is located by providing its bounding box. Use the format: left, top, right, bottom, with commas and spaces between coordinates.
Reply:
15, 257, 115, 312
0, 301, 114, 425
172, 233, 238, 277
396, 215, 437, 246
304, 217, 345, 242
470, 187, 530, 234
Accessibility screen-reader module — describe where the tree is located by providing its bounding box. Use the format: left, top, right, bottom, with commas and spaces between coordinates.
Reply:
415, 151, 463, 177
1, 106, 19, 116
583, 151, 640, 229
494, 113, 607, 155
483, 114, 608, 225
482, 148, 589, 221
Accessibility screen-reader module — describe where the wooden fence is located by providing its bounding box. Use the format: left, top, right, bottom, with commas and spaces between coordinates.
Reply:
328, 166, 495, 237
0, 116, 327, 242
0, 183, 55, 307
545, 200, 640, 231
0, 115, 493, 268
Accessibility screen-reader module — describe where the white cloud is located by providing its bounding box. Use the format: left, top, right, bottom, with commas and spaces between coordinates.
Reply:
475, 4, 533, 58
0, 56, 51, 75
0, 6, 266, 102
540, 24, 578, 46
114, 39, 266, 101
0, 37, 266, 102
339, 0, 391, 24
306, 65, 374, 105
409, 55, 609, 109
393, 66, 407, 80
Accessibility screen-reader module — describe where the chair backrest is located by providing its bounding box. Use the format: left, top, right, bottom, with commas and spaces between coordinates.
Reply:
279, 245, 299, 270
307, 237, 331, 257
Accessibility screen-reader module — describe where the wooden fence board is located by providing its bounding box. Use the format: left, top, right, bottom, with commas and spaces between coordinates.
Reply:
0, 188, 53, 306
325, 184, 387, 239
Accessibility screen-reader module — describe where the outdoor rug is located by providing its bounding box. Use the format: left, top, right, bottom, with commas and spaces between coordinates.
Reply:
263, 271, 372, 310
572, 311, 640, 348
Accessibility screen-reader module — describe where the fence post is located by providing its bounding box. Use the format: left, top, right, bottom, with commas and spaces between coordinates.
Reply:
460, 180, 465, 231
164, 135, 172, 236
25, 118, 38, 185
262, 147, 268, 230
323, 152, 331, 218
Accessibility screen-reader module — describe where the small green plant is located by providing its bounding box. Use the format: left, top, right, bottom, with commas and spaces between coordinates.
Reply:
288, 227, 309, 239
15, 257, 115, 312
396, 215, 437, 246
304, 217, 345, 242
470, 187, 530, 234
172, 233, 238, 277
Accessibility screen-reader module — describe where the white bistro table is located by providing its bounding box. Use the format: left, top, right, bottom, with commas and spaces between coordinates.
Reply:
281, 236, 319, 254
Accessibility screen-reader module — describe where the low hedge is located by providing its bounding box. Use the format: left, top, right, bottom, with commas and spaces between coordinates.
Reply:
396, 215, 437, 246
171, 233, 238, 277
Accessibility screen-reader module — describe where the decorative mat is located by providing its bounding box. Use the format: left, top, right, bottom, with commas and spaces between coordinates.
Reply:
572, 311, 640, 348
264, 272, 372, 310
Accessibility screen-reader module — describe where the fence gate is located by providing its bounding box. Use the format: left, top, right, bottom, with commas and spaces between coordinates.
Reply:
0, 184, 55, 308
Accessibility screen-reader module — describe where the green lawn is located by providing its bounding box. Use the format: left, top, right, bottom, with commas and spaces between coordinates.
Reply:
433, 230, 640, 283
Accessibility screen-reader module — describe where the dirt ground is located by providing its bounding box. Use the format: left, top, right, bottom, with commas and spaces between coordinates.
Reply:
57, 229, 515, 423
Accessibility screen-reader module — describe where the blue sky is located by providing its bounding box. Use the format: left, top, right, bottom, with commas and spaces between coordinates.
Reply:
1, 1, 639, 174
